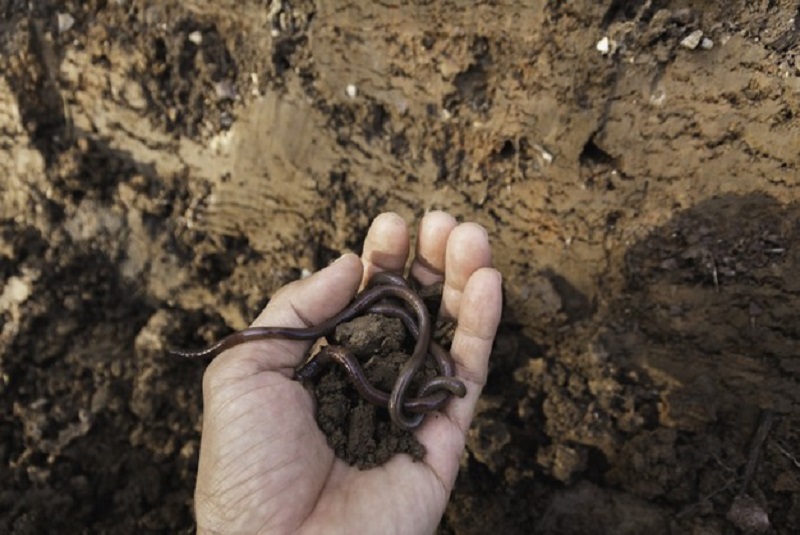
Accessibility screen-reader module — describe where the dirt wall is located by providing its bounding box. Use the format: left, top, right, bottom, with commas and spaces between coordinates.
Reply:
2, 1, 800, 533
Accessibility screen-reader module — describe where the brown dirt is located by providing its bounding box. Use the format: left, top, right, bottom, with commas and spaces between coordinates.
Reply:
310, 312, 430, 468
2, 1, 800, 533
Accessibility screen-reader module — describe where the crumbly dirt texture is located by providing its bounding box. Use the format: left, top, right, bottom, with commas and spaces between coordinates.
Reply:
311, 312, 437, 468
2, 1, 800, 533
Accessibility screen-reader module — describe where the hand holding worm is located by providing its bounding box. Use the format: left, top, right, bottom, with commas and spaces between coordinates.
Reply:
194, 211, 502, 535
173, 271, 467, 429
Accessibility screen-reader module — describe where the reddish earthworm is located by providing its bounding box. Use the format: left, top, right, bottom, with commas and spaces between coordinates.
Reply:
295, 300, 466, 412
293, 335, 462, 413
171, 272, 465, 430
363, 303, 456, 376
170, 274, 406, 359
295, 345, 465, 413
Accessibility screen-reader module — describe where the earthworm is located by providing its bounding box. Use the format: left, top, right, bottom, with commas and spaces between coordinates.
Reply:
170, 275, 405, 359
363, 302, 456, 376
171, 272, 465, 430
295, 303, 466, 412
295, 345, 465, 413
295, 299, 466, 412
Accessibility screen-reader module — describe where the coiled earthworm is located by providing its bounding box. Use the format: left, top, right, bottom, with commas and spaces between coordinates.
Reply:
171, 272, 466, 430
295, 345, 465, 413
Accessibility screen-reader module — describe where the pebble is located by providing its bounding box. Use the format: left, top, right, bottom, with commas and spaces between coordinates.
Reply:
596, 37, 616, 55
1, 276, 31, 309
727, 494, 770, 533
188, 31, 203, 45
220, 111, 234, 129
214, 80, 237, 101
345, 84, 357, 98
57, 13, 75, 34
680, 30, 704, 50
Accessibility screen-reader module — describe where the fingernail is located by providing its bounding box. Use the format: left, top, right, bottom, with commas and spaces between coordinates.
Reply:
332, 251, 354, 264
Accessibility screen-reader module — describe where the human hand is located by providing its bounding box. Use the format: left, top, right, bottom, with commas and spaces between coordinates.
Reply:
194, 211, 503, 534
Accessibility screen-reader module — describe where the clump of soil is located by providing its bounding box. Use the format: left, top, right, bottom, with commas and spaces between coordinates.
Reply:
309, 307, 457, 468
313, 313, 421, 466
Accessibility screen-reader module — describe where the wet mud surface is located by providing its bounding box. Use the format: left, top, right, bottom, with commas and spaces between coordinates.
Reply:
2, 1, 800, 533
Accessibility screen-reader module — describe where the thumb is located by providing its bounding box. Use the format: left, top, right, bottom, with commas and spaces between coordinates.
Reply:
206, 253, 363, 381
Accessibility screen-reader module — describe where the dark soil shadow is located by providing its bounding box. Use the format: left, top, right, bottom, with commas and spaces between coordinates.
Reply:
618, 193, 800, 417
0, 19, 204, 533
597, 193, 800, 533
446, 193, 800, 535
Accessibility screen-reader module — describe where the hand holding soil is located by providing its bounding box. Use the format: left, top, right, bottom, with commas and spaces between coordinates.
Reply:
193, 211, 502, 534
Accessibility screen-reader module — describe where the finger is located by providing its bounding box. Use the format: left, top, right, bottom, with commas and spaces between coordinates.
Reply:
416, 267, 502, 486
207, 253, 363, 378
440, 223, 492, 319
409, 210, 457, 286
360, 212, 410, 287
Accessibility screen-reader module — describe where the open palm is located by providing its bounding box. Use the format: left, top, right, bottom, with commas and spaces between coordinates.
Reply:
194, 211, 502, 535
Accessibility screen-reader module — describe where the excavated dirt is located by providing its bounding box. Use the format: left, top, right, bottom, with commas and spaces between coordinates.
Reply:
309, 295, 459, 468
312, 313, 423, 468
2, 1, 800, 533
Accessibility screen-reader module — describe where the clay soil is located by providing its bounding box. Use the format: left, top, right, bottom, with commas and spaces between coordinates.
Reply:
3, 1, 800, 533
